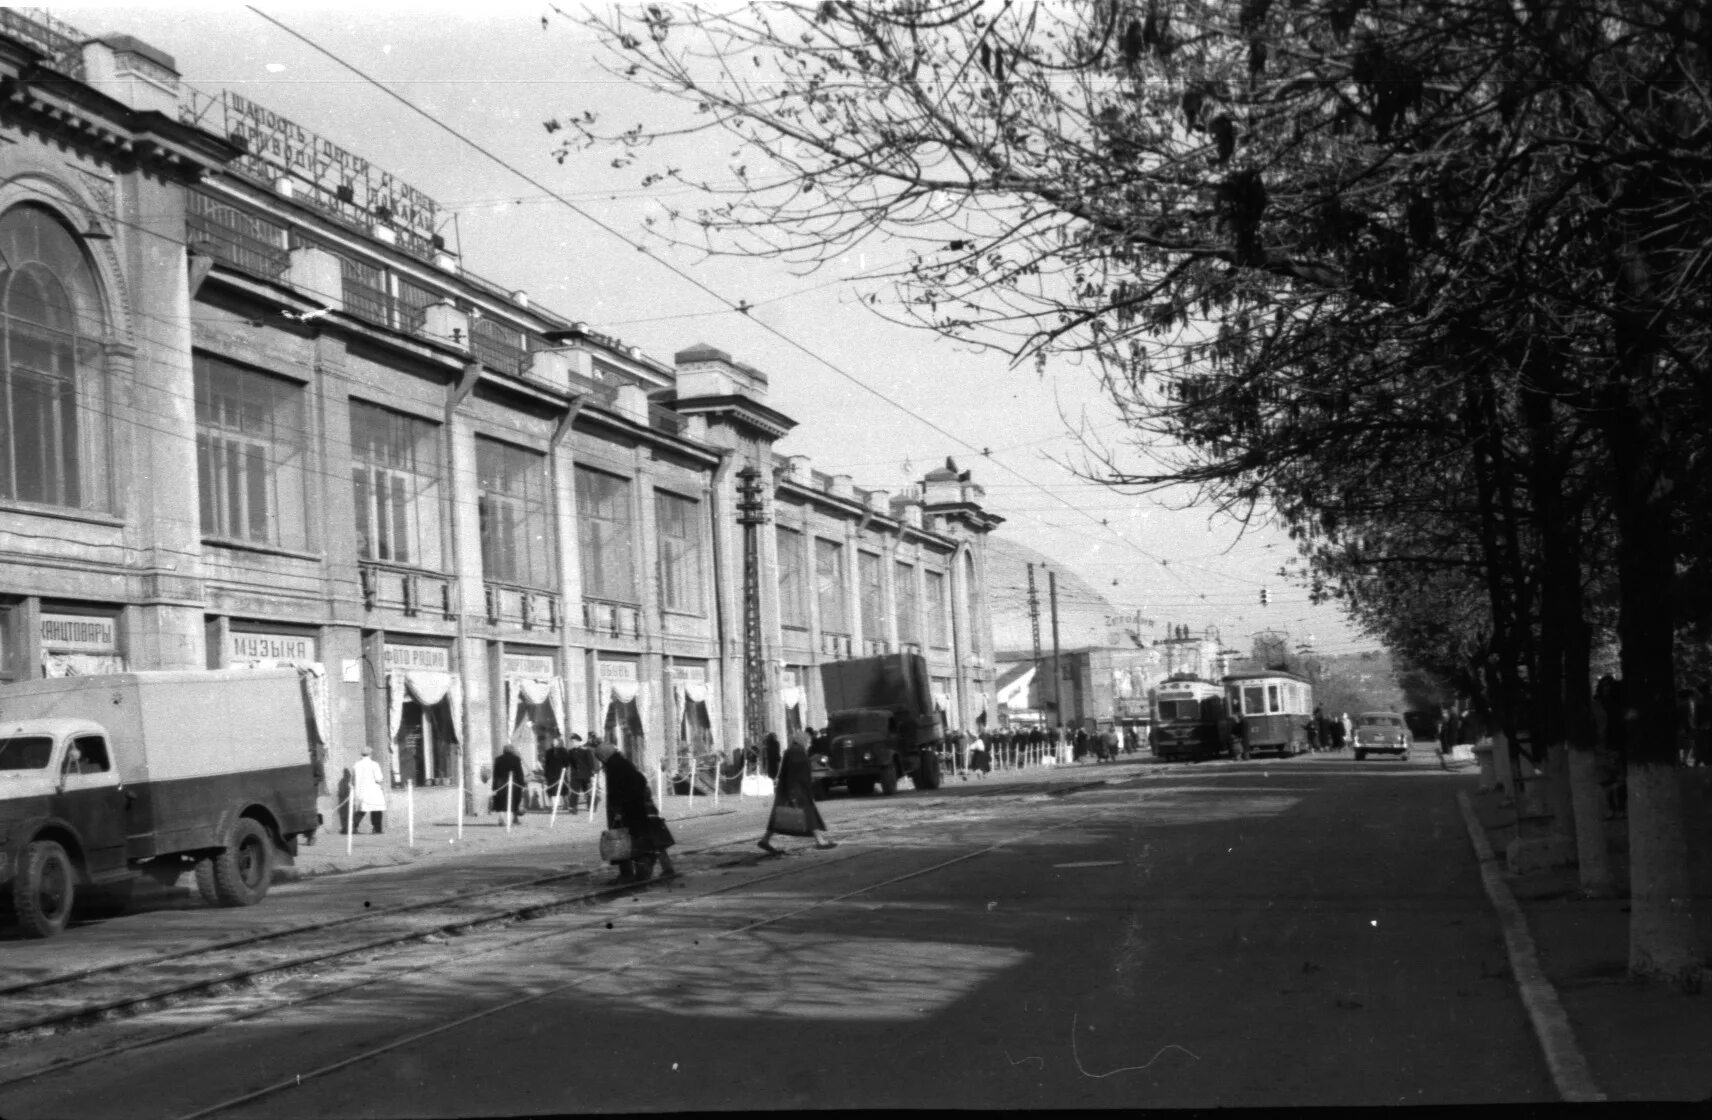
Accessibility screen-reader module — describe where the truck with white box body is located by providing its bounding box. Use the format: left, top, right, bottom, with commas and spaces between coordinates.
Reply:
0, 669, 321, 938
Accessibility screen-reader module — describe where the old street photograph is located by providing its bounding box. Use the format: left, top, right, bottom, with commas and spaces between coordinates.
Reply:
1, 1, 1710, 1114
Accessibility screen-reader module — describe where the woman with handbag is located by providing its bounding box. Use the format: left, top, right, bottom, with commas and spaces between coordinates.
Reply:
759, 729, 836, 853
589, 736, 677, 883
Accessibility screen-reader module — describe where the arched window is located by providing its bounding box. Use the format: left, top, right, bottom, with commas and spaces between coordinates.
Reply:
0, 205, 109, 510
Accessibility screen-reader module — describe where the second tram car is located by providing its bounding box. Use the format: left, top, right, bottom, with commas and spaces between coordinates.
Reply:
1223, 669, 1314, 757
1149, 675, 1234, 761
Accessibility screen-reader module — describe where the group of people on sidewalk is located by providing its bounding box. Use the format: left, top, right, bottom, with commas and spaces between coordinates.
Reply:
338, 723, 839, 886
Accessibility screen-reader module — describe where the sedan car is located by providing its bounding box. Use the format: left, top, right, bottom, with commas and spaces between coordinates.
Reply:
1351, 712, 1411, 760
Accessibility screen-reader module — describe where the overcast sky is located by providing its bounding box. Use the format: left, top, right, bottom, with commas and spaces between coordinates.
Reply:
59, 1, 1372, 656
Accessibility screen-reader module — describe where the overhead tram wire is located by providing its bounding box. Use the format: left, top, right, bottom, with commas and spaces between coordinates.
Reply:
241, 5, 1211, 597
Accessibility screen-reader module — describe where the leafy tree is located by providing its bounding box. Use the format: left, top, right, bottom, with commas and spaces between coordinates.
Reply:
561, 0, 1712, 981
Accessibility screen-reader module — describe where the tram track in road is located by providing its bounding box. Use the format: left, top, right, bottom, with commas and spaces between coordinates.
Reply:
167, 800, 1133, 1120
0, 772, 1126, 1090
0, 773, 1092, 1050
0, 842, 884, 1093
0, 826, 866, 1048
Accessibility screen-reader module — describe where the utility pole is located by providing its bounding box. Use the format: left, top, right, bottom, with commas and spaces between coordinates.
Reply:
1026, 563, 1042, 662
735, 466, 770, 756
1049, 569, 1065, 737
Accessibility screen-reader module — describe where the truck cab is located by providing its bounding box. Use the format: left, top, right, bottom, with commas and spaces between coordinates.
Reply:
1, 669, 321, 938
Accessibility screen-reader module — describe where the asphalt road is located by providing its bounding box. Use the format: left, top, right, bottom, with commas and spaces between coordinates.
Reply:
1, 752, 1556, 1114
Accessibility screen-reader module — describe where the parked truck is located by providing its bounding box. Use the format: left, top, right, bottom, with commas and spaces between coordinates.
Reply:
0, 668, 322, 938
813, 652, 945, 795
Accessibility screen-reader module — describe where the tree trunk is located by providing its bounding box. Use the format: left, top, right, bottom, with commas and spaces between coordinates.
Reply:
1609, 409, 1700, 982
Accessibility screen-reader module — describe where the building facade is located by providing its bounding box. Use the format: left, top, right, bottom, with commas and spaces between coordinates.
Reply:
0, 17, 1001, 822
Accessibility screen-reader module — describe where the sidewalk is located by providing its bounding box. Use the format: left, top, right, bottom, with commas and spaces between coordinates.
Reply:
1464, 767, 1712, 1101
283, 757, 1076, 881
284, 786, 767, 880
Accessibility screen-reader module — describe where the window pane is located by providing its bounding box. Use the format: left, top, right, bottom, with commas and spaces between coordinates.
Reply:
1, 208, 108, 512
656, 490, 702, 615
815, 538, 845, 634
858, 552, 882, 638
576, 466, 635, 602
193, 355, 308, 549
895, 561, 918, 644
350, 401, 441, 569
478, 438, 553, 589
925, 570, 947, 647
776, 526, 806, 628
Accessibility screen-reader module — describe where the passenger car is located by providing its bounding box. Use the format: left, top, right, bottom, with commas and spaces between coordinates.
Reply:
1351, 712, 1411, 760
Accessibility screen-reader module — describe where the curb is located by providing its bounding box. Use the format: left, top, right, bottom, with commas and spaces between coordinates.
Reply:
1455, 789, 1605, 1102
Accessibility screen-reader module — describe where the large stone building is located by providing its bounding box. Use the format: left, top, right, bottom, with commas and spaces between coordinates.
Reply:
0, 15, 1001, 821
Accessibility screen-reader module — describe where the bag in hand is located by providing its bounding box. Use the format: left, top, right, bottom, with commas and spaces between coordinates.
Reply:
599, 828, 633, 863
769, 804, 809, 835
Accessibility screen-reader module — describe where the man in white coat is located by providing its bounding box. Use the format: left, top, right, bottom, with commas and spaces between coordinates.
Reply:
349, 745, 388, 834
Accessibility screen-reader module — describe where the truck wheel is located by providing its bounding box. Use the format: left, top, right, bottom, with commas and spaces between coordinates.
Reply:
879, 764, 900, 796
848, 776, 876, 797
212, 819, 274, 907
12, 840, 75, 939
912, 750, 943, 791
194, 856, 220, 905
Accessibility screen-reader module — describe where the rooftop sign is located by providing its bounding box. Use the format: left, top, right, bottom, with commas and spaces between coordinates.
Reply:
179, 84, 442, 256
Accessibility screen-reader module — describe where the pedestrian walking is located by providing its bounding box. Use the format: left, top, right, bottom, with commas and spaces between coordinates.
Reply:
591, 737, 676, 883
490, 741, 528, 824
758, 729, 837, 853
348, 746, 387, 834
541, 728, 571, 809
1438, 705, 1458, 758
969, 729, 991, 777
564, 733, 594, 813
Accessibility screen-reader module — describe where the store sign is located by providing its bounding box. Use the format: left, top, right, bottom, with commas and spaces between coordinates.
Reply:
503, 654, 556, 679
384, 644, 451, 673
40, 614, 116, 652
229, 632, 315, 664
668, 664, 707, 683
597, 659, 637, 682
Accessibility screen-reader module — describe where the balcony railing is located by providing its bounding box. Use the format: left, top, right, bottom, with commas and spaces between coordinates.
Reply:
187, 190, 290, 281
338, 254, 389, 327
471, 317, 528, 377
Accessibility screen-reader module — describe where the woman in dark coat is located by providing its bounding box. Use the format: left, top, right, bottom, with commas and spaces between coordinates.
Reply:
590, 737, 676, 882
758, 730, 836, 853
490, 743, 528, 824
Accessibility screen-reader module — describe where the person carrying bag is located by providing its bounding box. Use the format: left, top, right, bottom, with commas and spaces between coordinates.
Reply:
758, 730, 836, 853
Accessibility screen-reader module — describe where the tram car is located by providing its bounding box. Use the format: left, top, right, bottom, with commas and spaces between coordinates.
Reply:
1148, 675, 1235, 761
1222, 669, 1314, 757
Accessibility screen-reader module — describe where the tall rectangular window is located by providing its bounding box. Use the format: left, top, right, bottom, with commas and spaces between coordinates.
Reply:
815, 537, 847, 635
576, 466, 636, 603
858, 551, 883, 639
776, 526, 807, 628
195, 355, 309, 550
477, 437, 554, 589
655, 490, 704, 615
349, 400, 442, 569
925, 569, 949, 648
896, 561, 919, 644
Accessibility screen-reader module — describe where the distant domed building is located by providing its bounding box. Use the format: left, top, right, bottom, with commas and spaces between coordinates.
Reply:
984, 535, 1131, 654
985, 535, 1220, 734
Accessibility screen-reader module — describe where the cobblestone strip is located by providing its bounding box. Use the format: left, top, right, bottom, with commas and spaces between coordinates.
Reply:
1456, 790, 1605, 1102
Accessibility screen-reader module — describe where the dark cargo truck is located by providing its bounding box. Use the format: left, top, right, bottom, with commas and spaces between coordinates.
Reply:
813, 653, 945, 795
0, 669, 321, 938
